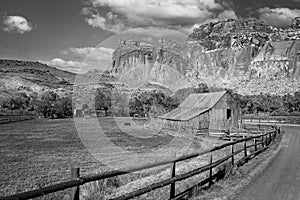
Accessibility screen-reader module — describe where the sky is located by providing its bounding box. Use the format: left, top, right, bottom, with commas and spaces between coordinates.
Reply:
0, 0, 299, 73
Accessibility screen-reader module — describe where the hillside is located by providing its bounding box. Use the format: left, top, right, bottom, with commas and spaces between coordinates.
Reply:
0, 60, 75, 100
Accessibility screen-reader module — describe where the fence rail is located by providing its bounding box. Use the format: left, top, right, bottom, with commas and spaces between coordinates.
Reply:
0, 115, 35, 124
243, 115, 300, 124
0, 124, 280, 200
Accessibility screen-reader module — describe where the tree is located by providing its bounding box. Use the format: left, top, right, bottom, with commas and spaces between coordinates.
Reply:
55, 96, 73, 118
2, 92, 31, 110
95, 87, 112, 116
129, 89, 179, 117
36, 91, 59, 118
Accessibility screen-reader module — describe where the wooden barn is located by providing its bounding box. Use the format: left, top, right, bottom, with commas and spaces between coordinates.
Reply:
157, 91, 241, 133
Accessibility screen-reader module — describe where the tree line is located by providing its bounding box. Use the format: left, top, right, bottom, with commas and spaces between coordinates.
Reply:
0, 91, 72, 118
233, 91, 300, 116
1, 86, 300, 118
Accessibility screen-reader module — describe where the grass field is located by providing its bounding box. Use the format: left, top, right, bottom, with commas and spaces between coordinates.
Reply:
0, 118, 203, 198
0, 117, 247, 199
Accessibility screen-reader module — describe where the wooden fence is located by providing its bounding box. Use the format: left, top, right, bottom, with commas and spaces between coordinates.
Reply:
0, 124, 280, 200
0, 115, 35, 124
243, 115, 300, 124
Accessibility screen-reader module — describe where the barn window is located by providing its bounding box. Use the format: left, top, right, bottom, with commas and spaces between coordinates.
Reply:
227, 109, 232, 119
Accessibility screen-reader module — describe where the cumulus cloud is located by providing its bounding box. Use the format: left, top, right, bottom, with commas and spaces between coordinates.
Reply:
82, 0, 237, 33
43, 46, 115, 73
258, 7, 300, 28
61, 46, 114, 60
2, 15, 34, 34
41, 58, 85, 73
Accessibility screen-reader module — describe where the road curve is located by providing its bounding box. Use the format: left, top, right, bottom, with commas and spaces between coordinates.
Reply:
234, 126, 300, 200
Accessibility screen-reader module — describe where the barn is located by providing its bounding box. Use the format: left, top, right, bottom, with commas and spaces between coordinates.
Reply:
156, 91, 241, 133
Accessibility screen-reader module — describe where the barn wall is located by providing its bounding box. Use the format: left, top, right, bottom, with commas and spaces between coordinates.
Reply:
209, 93, 239, 131
182, 111, 210, 131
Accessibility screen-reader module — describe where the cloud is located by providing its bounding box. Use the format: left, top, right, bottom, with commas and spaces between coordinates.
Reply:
43, 46, 115, 73
258, 7, 300, 28
2, 15, 34, 34
85, 12, 126, 33
61, 46, 114, 60
82, 0, 237, 33
41, 58, 85, 73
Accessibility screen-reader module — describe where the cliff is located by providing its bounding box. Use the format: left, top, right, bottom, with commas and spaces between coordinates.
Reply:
110, 39, 191, 92
108, 18, 300, 95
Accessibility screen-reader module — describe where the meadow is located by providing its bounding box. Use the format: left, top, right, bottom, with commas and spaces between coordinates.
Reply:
0, 118, 239, 199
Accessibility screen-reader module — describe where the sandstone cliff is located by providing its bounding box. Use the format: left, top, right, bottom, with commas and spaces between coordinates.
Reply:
110, 39, 191, 92
108, 18, 300, 95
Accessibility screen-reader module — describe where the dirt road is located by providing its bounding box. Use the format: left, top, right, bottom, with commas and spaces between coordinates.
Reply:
234, 126, 300, 200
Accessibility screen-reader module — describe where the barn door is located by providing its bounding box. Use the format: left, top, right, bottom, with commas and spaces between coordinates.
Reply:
226, 109, 232, 130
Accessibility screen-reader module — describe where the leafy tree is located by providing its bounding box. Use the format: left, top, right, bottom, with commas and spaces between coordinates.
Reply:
2, 92, 31, 110
95, 87, 113, 116
36, 91, 59, 118
129, 89, 179, 117
55, 96, 73, 118
111, 91, 130, 117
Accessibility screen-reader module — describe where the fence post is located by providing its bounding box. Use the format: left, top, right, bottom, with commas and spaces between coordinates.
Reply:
264, 131, 268, 146
209, 152, 213, 187
170, 162, 176, 199
243, 137, 247, 157
231, 144, 234, 165
71, 167, 80, 200
254, 138, 257, 152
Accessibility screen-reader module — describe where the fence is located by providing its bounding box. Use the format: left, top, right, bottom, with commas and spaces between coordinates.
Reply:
243, 114, 300, 124
0, 115, 35, 124
0, 124, 280, 200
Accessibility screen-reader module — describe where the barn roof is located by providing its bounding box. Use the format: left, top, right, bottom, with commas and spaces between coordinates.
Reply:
252, 40, 300, 62
157, 91, 227, 121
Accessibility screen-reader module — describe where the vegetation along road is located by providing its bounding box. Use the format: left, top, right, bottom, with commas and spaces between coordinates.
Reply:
234, 125, 300, 200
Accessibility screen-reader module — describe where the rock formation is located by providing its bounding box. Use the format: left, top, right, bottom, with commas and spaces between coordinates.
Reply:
107, 18, 300, 96
110, 39, 191, 92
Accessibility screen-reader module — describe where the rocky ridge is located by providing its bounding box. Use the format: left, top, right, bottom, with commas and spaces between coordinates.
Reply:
109, 18, 300, 96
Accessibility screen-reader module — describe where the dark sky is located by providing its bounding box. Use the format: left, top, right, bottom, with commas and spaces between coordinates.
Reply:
0, 0, 112, 61
0, 0, 299, 73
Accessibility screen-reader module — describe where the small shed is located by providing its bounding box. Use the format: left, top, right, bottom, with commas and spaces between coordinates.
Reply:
157, 91, 241, 133
73, 103, 84, 117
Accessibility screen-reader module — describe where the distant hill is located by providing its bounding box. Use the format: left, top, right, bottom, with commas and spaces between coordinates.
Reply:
0, 59, 75, 100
